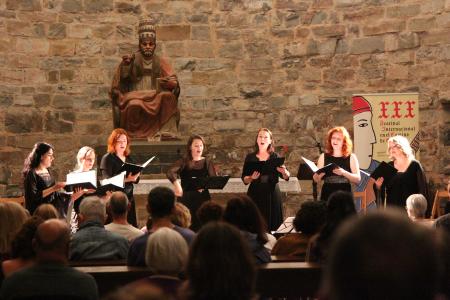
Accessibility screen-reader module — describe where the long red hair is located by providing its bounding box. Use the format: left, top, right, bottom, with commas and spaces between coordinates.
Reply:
107, 128, 131, 156
325, 126, 352, 157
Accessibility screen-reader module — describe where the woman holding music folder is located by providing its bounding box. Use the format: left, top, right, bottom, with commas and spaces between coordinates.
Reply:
22, 142, 83, 218
374, 135, 430, 212
167, 134, 217, 231
100, 128, 140, 227
312, 126, 361, 202
242, 128, 290, 232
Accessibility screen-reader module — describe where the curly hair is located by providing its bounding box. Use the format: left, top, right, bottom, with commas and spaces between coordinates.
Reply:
325, 126, 353, 157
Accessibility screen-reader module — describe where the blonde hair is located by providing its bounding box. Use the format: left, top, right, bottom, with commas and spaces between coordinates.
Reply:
387, 135, 414, 160
145, 227, 188, 276
75, 146, 95, 172
171, 202, 192, 228
0, 202, 29, 254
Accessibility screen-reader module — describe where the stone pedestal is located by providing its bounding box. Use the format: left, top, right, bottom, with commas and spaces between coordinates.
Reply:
133, 177, 302, 228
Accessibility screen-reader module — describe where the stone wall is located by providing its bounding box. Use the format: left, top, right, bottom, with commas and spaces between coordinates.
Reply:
1, 0, 449, 198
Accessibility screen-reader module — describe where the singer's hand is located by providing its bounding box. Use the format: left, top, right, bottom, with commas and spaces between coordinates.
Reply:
375, 177, 384, 189
313, 172, 325, 183
250, 171, 260, 180
333, 167, 347, 177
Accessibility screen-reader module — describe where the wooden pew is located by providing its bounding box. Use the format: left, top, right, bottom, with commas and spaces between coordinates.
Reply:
0, 196, 25, 206
75, 262, 322, 298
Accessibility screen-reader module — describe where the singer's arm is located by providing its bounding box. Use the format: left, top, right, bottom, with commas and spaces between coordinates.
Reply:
312, 153, 325, 183
335, 153, 361, 184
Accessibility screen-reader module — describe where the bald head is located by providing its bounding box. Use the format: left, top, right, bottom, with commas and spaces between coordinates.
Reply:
34, 219, 70, 262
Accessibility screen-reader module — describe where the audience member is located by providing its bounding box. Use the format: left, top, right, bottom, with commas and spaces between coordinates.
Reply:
272, 200, 326, 260
125, 227, 188, 299
103, 284, 167, 300
307, 191, 356, 263
33, 203, 60, 220
70, 196, 128, 261
0, 219, 98, 300
171, 202, 192, 229
105, 191, 144, 243
223, 195, 271, 264
321, 209, 442, 300
406, 193, 433, 226
196, 200, 223, 229
0, 202, 29, 261
182, 222, 256, 300
1, 217, 44, 278
128, 186, 195, 266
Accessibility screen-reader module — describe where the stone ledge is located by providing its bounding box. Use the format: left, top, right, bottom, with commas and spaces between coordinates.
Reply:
134, 177, 301, 195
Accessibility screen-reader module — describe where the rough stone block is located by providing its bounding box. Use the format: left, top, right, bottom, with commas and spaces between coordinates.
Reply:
350, 36, 384, 54
47, 23, 66, 39
52, 94, 73, 109
5, 110, 43, 133
76, 40, 102, 55
312, 25, 345, 37
85, 0, 113, 13
218, 42, 243, 58
386, 65, 409, 80
300, 67, 322, 81
62, 0, 83, 12
0, 94, 14, 107
47, 70, 59, 83
398, 32, 420, 49
335, 0, 363, 6
6, 20, 34, 37
33, 94, 50, 106
187, 14, 209, 23
6, 0, 41, 11
1, 70, 24, 83
422, 30, 450, 45
68, 24, 92, 39
409, 17, 437, 32
387, 4, 421, 18
275, 0, 309, 10
24, 68, 46, 84
50, 41, 75, 56
184, 85, 208, 97
93, 24, 115, 39
16, 38, 49, 55
187, 41, 214, 58
157, 25, 190, 41
213, 119, 245, 131
191, 26, 210, 41
115, 2, 141, 14
44, 112, 73, 133
363, 20, 406, 36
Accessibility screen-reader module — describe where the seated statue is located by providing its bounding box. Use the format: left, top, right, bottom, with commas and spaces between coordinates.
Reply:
110, 18, 180, 140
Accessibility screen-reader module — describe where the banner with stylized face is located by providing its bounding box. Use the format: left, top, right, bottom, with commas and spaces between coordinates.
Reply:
352, 93, 420, 171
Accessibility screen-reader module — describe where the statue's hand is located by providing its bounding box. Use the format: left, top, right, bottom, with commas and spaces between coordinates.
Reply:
122, 54, 133, 65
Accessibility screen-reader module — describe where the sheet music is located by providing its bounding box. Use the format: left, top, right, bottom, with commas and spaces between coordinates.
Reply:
66, 170, 97, 188
100, 171, 125, 188
141, 156, 156, 168
301, 157, 319, 173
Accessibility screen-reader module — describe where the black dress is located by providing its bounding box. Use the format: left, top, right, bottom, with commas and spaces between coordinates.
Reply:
23, 169, 69, 217
241, 152, 285, 232
320, 154, 352, 202
381, 160, 430, 214
100, 152, 139, 227
167, 158, 216, 232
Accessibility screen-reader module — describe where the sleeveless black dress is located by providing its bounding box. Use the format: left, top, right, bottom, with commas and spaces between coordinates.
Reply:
320, 154, 352, 202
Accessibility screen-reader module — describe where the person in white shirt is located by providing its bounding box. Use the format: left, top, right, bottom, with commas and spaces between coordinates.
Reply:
105, 191, 144, 243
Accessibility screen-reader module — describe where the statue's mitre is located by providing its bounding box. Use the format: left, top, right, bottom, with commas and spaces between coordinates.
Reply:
138, 18, 156, 40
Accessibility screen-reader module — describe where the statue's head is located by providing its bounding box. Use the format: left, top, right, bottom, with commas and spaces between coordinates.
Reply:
138, 18, 156, 58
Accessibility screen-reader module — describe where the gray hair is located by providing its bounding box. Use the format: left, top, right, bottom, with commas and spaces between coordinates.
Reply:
405, 194, 427, 219
79, 196, 105, 223
145, 227, 188, 276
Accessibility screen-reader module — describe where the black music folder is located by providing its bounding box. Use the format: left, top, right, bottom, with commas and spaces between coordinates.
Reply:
243, 157, 285, 175
188, 175, 231, 190
95, 171, 125, 195
120, 156, 156, 175
64, 170, 97, 192
370, 161, 398, 184
302, 157, 338, 177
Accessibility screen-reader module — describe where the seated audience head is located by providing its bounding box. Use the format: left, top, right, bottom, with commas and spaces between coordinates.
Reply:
109, 191, 129, 219
185, 222, 256, 300
196, 201, 223, 228
293, 200, 326, 234
33, 203, 60, 220
147, 186, 175, 219
406, 193, 427, 220
10, 216, 44, 260
79, 196, 106, 224
171, 202, 192, 228
33, 219, 71, 263
322, 209, 441, 300
103, 284, 167, 300
145, 227, 188, 276
223, 195, 268, 244
0, 202, 29, 257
